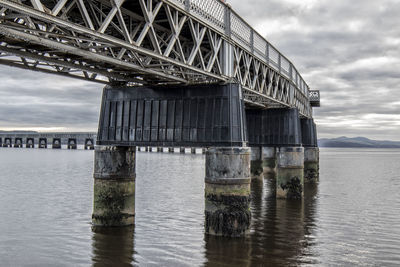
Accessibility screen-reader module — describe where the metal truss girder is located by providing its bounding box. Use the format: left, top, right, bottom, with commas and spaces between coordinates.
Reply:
0, 0, 314, 118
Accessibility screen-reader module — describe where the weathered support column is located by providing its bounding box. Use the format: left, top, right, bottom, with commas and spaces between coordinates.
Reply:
250, 147, 263, 180
168, 147, 174, 153
53, 138, 61, 149
157, 147, 163, 152
261, 147, 277, 179
92, 146, 136, 226
304, 147, 319, 183
145, 146, 149, 152
202, 148, 207, 154
205, 147, 251, 237
180, 147, 185, 153
191, 148, 196, 154
301, 118, 319, 183
276, 147, 304, 199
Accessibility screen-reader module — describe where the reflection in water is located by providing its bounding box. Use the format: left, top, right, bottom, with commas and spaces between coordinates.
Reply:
2, 148, 400, 265
91, 226, 136, 266
204, 178, 319, 266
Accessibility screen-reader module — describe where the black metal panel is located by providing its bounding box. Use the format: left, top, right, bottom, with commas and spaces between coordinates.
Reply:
301, 118, 318, 147
246, 108, 302, 147
97, 83, 247, 147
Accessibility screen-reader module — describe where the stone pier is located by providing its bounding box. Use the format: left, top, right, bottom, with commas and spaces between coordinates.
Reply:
276, 147, 304, 199
261, 147, 277, 179
205, 147, 251, 237
92, 146, 136, 226
304, 147, 319, 183
301, 118, 319, 183
250, 147, 263, 180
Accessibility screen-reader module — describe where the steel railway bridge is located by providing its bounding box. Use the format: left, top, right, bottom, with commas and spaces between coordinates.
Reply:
0, 0, 321, 237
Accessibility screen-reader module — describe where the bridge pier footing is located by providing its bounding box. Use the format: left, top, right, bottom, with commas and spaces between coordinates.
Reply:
205, 147, 251, 237
304, 147, 319, 183
250, 147, 263, 180
92, 146, 136, 227
276, 147, 304, 199
262, 147, 277, 179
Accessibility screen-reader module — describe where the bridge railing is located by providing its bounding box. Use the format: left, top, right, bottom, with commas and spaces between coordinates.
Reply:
168, 0, 310, 97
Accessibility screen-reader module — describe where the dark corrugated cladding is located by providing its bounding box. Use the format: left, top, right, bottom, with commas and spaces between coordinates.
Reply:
97, 83, 248, 147
300, 118, 318, 147
246, 108, 302, 147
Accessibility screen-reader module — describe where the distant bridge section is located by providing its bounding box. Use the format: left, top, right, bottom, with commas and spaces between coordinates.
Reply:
0, 0, 317, 117
0, 132, 96, 149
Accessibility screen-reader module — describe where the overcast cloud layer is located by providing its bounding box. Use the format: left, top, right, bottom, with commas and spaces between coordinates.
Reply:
1, 0, 400, 140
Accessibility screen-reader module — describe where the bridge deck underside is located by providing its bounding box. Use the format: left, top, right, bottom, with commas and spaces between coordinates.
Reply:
0, 0, 312, 117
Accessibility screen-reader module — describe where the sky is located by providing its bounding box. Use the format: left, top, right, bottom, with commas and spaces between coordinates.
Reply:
1, 0, 400, 140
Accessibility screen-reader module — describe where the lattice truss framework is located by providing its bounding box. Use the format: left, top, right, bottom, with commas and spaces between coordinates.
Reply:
0, 0, 312, 117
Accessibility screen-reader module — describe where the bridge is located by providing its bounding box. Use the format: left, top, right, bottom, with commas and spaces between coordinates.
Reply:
0, 0, 320, 237
0, 132, 96, 149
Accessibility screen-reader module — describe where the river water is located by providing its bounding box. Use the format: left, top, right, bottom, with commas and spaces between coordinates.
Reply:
0, 148, 399, 266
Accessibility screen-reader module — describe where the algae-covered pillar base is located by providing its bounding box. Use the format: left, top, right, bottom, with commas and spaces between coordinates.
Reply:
250, 147, 263, 180
262, 147, 277, 179
205, 147, 251, 237
304, 147, 319, 183
92, 146, 136, 226
276, 147, 304, 199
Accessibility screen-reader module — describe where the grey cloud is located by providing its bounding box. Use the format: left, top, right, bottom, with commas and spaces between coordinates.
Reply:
1, 0, 400, 140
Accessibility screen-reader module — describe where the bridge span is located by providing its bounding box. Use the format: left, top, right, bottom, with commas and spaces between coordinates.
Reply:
0, 0, 320, 237
0, 132, 96, 149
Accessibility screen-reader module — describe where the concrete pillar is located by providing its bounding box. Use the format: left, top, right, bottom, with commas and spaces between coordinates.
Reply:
180, 147, 185, 153
145, 146, 149, 152
205, 147, 251, 237
168, 147, 174, 153
157, 147, 163, 152
276, 147, 304, 199
202, 148, 207, 154
191, 148, 196, 154
250, 147, 263, 180
304, 147, 319, 183
261, 147, 277, 179
92, 146, 136, 226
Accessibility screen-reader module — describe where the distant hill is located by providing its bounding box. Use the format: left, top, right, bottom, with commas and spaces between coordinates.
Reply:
318, 136, 400, 148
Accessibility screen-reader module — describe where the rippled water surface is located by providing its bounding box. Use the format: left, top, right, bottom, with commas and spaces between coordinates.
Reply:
0, 148, 400, 266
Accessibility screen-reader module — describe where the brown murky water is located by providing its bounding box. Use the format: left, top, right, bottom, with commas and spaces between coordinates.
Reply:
0, 148, 400, 266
